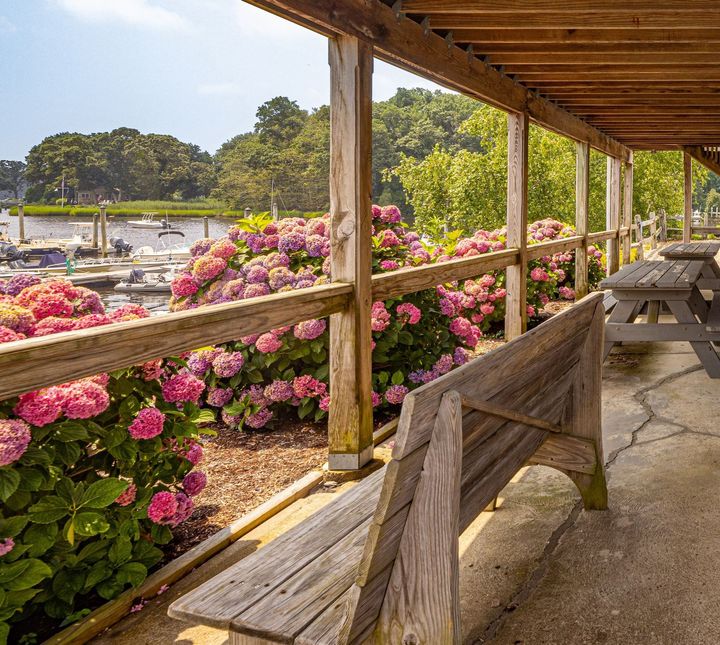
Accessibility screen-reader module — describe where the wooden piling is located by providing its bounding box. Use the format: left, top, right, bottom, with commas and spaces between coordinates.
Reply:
203, 216, 210, 238
99, 205, 107, 258
92, 213, 98, 249
17, 201, 25, 241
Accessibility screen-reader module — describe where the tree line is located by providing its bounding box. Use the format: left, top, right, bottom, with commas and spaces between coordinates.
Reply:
3, 89, 719, 235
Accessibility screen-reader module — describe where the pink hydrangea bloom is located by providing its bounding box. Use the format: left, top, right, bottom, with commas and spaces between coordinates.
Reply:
530, 267, 550, 282
0, 326, 25, 343
385, 385, 409, 405
371, 391, 382, 407
110, 304, 151, 321
161, 370, 206, 404
210, 239, 237, 259
185, 441, 203, 465
212, 351, 245, 377
255, 332, 282, 354
379, 230, 401, 248
292, 375, 327, 399
0, 419, 32, 466
60, 380, 110, 419
293, 318, 326, 341
264, 380, 294, 402
192, 255, 227, 282
396, 303, 421, 325
147, 491, 178, 524
433, 354, 453, 375
207, 386, 234, 407
246, 407, 273, 429
559, 286, 576, 300
115, 483, 137, 506
14, 388, 63, 427
129, 407, 166, 440
171, 273, 199, 298
319, 395, 331, 412
371, 302, 390, 332
379, 260, 399, 271
182, 471, 207, 497
380, 205, 402, 224
0, 538, 15, 557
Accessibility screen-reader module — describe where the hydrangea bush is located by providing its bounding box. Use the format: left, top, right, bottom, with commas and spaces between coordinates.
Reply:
0, 279, 213, 642
170, 207, 604, 430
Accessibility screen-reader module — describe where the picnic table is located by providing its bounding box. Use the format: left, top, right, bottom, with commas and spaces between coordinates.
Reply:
658, 241, 720, 278
601, 258, 720, 377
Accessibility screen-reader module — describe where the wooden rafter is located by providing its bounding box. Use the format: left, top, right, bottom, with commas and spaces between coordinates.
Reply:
685, 147, 720, 177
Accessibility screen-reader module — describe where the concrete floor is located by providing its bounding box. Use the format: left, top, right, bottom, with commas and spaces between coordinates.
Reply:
94, 338, 720, 645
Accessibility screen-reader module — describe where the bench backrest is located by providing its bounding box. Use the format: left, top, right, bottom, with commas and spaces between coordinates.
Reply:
345, 292, 607, 643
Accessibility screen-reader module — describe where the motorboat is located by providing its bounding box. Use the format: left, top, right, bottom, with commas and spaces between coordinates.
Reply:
127, 212, 171, 230
131, 231, 190, 262
114, 268, 173, 294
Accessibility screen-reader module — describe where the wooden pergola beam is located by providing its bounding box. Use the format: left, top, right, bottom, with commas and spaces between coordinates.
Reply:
494, 54, 720, 65
685, 146, 720, 177
423, 14, 720, 30
447, 28, 720, 44
402, 0, 718, 13
245, 0, 630, 161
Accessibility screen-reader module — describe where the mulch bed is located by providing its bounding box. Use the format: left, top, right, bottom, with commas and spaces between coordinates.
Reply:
168, 421, 329, 558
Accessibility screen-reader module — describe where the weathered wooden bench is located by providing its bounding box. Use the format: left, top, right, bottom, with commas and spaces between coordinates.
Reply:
168, 293, 608, 644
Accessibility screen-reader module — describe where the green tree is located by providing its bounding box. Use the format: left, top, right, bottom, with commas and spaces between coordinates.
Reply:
0, 160, 26, 199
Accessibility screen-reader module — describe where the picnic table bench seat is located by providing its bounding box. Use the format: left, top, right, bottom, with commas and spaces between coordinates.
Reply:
168, 293, 609, 644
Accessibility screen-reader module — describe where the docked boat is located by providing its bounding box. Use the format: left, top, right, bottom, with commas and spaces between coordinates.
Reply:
114, 268, 173, 294
131, 231, 190, 262
127, 212, 171, 230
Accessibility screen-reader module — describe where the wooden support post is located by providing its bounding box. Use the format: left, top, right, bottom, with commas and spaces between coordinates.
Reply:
505, 111, 529, 340
327, 35, 374, 470
606, 156, 621, 275
17, 201, 25, 241
684, 151, 693, 242
99, 204, 107, 258
622, 153, 633, 265
92, 213, 98, 249
575, 141, 590, 299
203, 216, 210, 238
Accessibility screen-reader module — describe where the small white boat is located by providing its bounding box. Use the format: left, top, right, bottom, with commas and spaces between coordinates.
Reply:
127, 212, 170, 230
114, 268, 173, 294
131, 231, 190, 262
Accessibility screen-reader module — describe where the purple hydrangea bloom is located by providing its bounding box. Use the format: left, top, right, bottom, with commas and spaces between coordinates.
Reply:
278, 231, 305, 253
207, 386, 234, 407
212, 351, 245, 378
264, 380, 294, 402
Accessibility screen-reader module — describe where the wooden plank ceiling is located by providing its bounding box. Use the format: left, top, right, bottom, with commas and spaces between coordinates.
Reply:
389, 0, 720, 151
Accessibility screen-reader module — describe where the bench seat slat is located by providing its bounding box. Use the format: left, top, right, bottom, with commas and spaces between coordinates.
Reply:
232, 518, 373, 643
168, 467, 385, 629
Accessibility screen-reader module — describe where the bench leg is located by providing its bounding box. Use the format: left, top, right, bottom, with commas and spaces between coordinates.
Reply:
484, 497, 498, 512
374, 391, 463, 645
646, 300, 660, 324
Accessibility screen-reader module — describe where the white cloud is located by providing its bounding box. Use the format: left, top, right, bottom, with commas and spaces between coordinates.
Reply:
197, 81, 243, 96
55, 0, 188, 30
0, 16, 16, 32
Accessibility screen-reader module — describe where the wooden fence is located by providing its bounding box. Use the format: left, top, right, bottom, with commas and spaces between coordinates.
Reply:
632, 211, 667, 258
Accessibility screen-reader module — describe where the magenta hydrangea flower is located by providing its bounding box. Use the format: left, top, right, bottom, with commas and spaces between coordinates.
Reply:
210, 239, 237, 259
171, 273, 199, 298
245, 407, 273, 429
396, 303, 421, 325
371, 392, 382, 408
6, 273, 42, 296
559, 286, 576, 300
530, 267, 550, 282
264, 379, 294, 402
371, 302, 390, 332
380, 205, 402, 224
14, 389, 63, 427
192, 255, 227, 282
207, 386, 234, 407
185, 441, 203, 465
379, 260, 399, 271
0, 538, 15, 557
319, 395, 331, 412
385, 385, 409, 405
182, 471, 207, 497
129, 407, 166, 440
59, 380, 110, 419
0, 326, 25, 343
292, 375, 327, 399
255, 332, 282, 354
115, 483, 137, 507
245, 265, 269, 284
147, 491, 178, 524
293, 318, 326, 341
0, 419, 32, 466
212, 351, 245, 378
433, 354, 454, 375
190, 238, 213, 257
161, 370, 206, 404
379, 230, 401, 248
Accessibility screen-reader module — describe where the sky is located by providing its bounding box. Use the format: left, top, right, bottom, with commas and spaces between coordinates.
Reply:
0, 0, 445, 160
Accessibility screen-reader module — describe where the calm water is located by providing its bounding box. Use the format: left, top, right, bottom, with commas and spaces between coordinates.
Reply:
1, 211, 236, 314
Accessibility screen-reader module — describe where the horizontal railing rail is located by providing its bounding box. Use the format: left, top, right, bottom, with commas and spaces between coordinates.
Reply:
0, 227, 625, 401
0, 283, 352, 401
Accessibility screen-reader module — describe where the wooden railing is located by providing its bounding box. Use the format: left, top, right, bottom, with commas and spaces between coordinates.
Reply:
0, 229, 627, 403
632, 211, 667, 258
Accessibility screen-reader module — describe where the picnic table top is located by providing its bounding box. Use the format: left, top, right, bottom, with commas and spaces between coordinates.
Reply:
659, 241, 720, 258
600, 259, 706, 291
